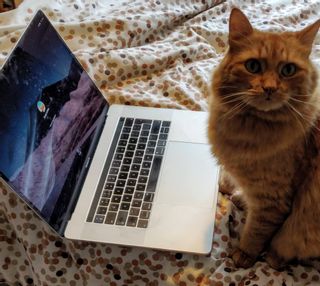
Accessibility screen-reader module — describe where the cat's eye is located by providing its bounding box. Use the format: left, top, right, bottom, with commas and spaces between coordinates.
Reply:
280, 63, 297, 77
245, 59, 262, 74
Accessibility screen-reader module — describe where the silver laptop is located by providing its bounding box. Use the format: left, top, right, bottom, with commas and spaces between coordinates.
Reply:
0, 10, 219, 254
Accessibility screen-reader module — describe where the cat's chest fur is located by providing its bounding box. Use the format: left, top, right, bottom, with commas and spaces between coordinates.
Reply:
209, 110, 310, 194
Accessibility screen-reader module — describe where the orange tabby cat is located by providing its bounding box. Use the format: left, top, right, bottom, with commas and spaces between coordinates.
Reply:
208, 8, 320, 269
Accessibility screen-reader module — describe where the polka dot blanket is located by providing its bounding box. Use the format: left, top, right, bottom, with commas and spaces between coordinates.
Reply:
1, 0, 320, 285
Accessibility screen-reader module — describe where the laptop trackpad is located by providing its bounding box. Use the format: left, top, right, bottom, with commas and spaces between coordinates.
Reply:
155, 142, 217, 207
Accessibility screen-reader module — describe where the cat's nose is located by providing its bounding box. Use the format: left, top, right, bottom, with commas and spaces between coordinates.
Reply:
262, 87, 277, 96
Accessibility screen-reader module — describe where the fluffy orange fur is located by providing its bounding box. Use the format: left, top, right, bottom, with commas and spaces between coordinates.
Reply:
208, 8, 320, 269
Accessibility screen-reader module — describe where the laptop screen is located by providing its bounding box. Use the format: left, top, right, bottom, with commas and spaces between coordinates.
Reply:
0, 11, 107, 233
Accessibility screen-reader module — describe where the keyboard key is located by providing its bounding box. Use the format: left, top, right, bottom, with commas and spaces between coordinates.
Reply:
151, 120, 161, 134
102, 190, 112, 198
120, 202, 130, 211
97, 207, 107, 215
149, 134, 158, 141
140, 210, 150, 219
159, 134, 168, 140
137, 144, 146, 150
129, 172, 138, 179
119, 172, 128, 180
107, 175, 117, 183
146, 156, 163, 193
129, 137, 138, 144
136, 184, 146, 191
100, 198, 110, 206
123, 158, 132, 165
142, 202, 152, 210
133, 157, 142, 164
115, 153, 123, 160
127, 216, 138, 227
104, 183, 114, 190
123, 127, 131, 133
121, 165, 130, 172
138, 176, 148, 184
130, 208, 140, 216
131, 164, 140, 171
135, 150, 144, 157
162, 121, 171, 127
139, 137, 148, 143
142, 124, 151, 130
157, 140, 166, 147
127, 144, 136, 151
118, 140, 127, 146
164, 127, 170, 133
94, 215, 105, 223
131, 131, 140, 137
123, 195, 133, 202
138, 219, 148, 228
127, 179, 137, 186
155, 147, 165, 155
116, 180, 126, 187
135, 119, 152, 125
112, 160, 121, 167
140, 169, 149, 176
146, 148, 155, 154
105, 212, 117, 224
125, 151, 134, 158
144, 155, 153, 161
141, 130, 149, 137
147, 141, 156, 148
109, 203, 119, 212
112, 195, 122, 203
124, 118, 134, 126
132, 125, 142, 131
120, 133, 129, 140
109, 168, 119, 175
134, 191, 144, 199
144, 193, 154, 202
116, 146, 125, 153
125, 186, 135, 194
132, 200, 142, 208
116, 211, 128, 225
142, 162, 151, 168
114, 188, 124, 195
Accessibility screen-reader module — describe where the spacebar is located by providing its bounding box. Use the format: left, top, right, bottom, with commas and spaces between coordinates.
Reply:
146, 156, 163, 193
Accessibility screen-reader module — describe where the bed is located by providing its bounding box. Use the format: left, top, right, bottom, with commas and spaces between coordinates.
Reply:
1, 0, 320, 285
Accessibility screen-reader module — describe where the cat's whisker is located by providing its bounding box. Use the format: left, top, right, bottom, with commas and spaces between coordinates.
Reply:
290, 98, 312, 105
220, 103, 243, 120
221, 101, 247, 121
217, 85, 243, 90
286, 102, 320, 133
221, 91, 256, 99
285, 104, 308, 145
285, 102, 305, 121
219, 97, 246, 106
294, 94, 312, 99
227, 102, 248, 121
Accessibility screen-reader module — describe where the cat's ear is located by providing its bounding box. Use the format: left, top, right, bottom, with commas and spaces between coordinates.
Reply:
229, 8, 253, 50
296, 19, 320, 54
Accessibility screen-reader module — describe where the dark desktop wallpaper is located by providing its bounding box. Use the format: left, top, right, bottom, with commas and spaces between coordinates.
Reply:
0, 12, 106, 226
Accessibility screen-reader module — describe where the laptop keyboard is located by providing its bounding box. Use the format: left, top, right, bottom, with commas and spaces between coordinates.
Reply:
87, 117, 171, 228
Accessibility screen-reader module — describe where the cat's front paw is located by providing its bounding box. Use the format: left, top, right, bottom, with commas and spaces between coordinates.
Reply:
232, 248, 256, 268
265, 249, 286, 270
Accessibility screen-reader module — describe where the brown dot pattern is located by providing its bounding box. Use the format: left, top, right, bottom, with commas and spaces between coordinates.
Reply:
0, 0, 320, 285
